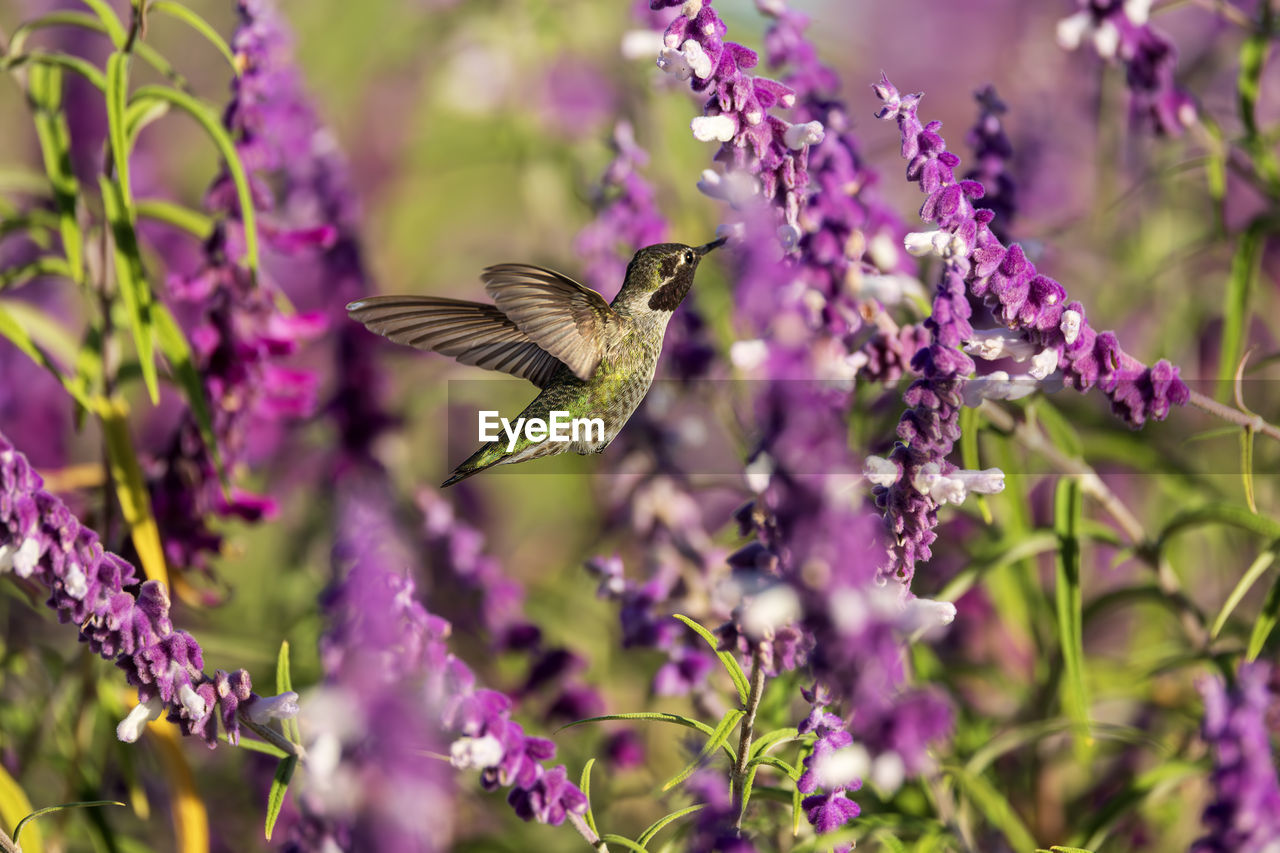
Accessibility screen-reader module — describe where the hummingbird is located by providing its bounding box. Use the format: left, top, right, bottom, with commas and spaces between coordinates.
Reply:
346, 239, 724, 486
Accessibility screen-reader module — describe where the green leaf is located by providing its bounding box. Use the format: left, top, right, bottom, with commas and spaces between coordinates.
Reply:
746, 754, 799, 780
98, 175, 159, 403
153, 301, 224, 487
274, 640, 301, 745
130, 84, 260, 273
124, 96, 170, 147
598, 834, 650, 853
558, 712, 718, 742
1240, 422, 1257, 513
791, 826, 862, 853
959, 406, 992, 524
1247, 569, 1280, 661
149, 1, 238, 71
1054, 478, 1089, 750
264, 756, 297, 841
4, 50, 108, 91
96, 397, 169, 586
105, 52, 134, 199
749, 726, 802, 759
0, 762, 43, 853
1076, 760, 1201, 850
1237, 1, 1280, 194
944, 764, 1038, 853
76, 0, 128, 46
674, 613, 749, 705
0, 301, 91, 408
1157, 503, 1280, 548
222, 734, 287, 758
579, 758, 598, 837
6, 10, 183, 87
135, 197, 214, 239
0, 256, 74, 292
25, 62, 84, 284
636, 804, 705, 847
1216, 219, 1266, 400
14, 801, 124, 845
661, 708, 743, 792
1210, 547, 1276, 640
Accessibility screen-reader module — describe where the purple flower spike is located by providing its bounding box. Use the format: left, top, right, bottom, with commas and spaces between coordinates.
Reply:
654, 0, 822, 243
1057, 0, 1196, 135
1, 430, 253, 747
1193, 663, 1280, 852
871, 73, 1189, 581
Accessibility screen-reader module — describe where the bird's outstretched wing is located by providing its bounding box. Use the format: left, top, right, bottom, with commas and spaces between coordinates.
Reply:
346, 295, 564, 387
480, 264, 622, 381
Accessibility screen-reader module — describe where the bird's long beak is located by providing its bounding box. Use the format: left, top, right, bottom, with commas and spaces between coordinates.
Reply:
695, 236, 728, 256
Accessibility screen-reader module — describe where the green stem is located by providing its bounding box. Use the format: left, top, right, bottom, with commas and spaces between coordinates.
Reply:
732, 644, 767, 829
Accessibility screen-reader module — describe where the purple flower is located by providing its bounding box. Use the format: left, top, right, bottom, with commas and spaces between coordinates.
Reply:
963, 85, 1017, 240
654, 0, 823, 243
1057, 0, 1196, 135
0, 430, 253, 747
1193, 663, 1280, 852
870, 73, 1189, 581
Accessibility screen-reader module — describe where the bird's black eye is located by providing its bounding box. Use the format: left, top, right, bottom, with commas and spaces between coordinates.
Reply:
683, 249, 695, 264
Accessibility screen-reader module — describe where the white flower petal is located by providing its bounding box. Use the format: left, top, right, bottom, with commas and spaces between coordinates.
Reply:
116, 698, 164, 743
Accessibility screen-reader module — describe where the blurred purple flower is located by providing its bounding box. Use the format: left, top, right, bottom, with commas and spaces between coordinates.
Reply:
963, 85, 1017, 241
1193, 663, 1280, 853
1057, 0, 1196, 135
1, 430, 254, 747
683, 770, 758, 853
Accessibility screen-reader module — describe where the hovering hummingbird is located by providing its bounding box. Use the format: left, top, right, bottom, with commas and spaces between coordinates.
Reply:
346, 239, 725, 486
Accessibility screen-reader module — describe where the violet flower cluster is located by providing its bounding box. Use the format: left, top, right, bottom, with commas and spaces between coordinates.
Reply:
1192, 663, 1280, 853
0, 429, 259, 747
1056, 0, 1196, 136
299, 473, 586, 848
869, 74, 1189, 582
652, 0, 824, 245
151, 0, 330, 575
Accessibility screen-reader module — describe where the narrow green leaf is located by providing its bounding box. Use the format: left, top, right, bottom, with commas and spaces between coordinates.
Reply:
959, 406, 991, 523
579, 758, 598, 837
674, 613, 749, 705
636, 804, 705, 847
124, 96, 170, 147
153, 300, 224, 487
746, 754, 799, 780
135, 197, 214, 239
1240, 424, 1257, 513
77, 0, 127, 45
1210, 548, 1276, 640
96, 398, 169, 586
1054, 478, 1090, 747
13, 801, 123, 845
1236, 1, 1280, 194
1216, 220, 1265, 400
221, 734, 287, 758
598, 834, 650, 853
558, 713, 722, 748
945, 764, 1038, 853
661, 709, 743, 792
25, 63, 84, 284
0, 302, 91, 408
98, 176, 159, 402
1158, 503, 1280, 547
264, 755, 297, 841
791, 826, 862, 853
0, 762, 43, 853
130, 84, 260, 272
1246, 570, 1280, 661
739, 762, 760, 814
0, 256, 74, 292
749, 726, 802, 759
7, 10, 183, 87
5, 50, 107, 90
150, 1, 238, 71
1077, 760, 1201, 850
274, 640, 300, 745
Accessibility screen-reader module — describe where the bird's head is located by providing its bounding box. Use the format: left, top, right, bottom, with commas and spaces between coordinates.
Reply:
617, 238, 725, 314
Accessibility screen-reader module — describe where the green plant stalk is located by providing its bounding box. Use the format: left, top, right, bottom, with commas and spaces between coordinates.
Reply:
732, 644, 767, 830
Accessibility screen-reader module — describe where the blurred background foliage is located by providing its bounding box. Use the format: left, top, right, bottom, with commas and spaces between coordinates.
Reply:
0, 0, 1278, 850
